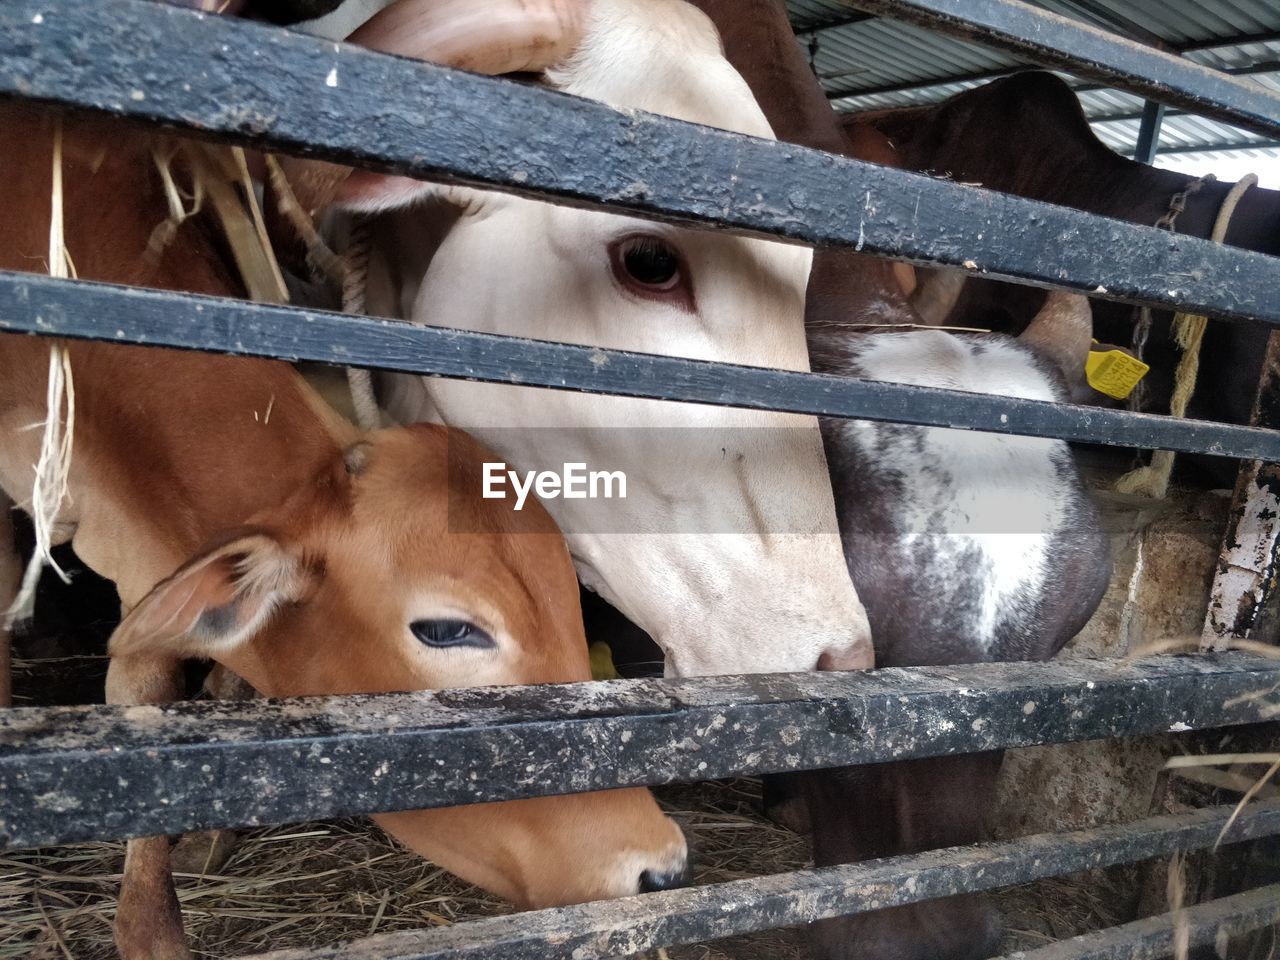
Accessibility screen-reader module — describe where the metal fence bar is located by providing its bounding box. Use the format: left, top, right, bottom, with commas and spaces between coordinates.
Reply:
842, 0, 1280, 140
4, 1, 1280, 326
3, 654, 1276, 850
997, 883, 1280, 959
4, 272, 1280, 462
238, 801, 1280, 960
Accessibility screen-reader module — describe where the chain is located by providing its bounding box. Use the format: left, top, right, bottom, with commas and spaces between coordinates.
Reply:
1128, 173, 1215, 415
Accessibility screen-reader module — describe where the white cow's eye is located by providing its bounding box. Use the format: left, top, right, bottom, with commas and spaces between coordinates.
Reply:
609, 235, 694, 309
621, 238, 679, 287
411, 618, 495, 650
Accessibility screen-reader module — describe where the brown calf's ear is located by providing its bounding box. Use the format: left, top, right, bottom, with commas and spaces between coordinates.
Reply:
109, 532, 312, 660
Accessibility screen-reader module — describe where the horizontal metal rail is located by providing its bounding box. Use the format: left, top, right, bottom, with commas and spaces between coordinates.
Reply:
2, 654, 1276, 850
999, 883, 1280, 959
239, 801, 1280, 960
3, 1, 1280, 325
4, 272, 1280, 461
843, 0, 1280, 140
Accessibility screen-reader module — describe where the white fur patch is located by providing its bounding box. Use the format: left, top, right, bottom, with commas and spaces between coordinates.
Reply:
839, 331, 1072, 649
850, 329, 1059, 403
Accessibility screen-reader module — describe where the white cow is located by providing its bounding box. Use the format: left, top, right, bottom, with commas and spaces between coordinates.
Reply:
295, 0, 872, 677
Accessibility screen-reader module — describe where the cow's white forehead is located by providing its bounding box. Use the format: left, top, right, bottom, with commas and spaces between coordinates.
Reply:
544, 0, 777, 140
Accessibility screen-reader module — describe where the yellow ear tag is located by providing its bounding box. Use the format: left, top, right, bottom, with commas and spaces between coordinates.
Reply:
589, 641, 622, 681
1085, 348, 1149, 400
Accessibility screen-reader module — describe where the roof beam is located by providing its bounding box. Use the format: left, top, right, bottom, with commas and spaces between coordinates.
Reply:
829, 57, 1280, 104
1092, 106, 1186, 123
1127, 137, 1280, 158
798, 16, 1280, 52
1182, 30, 1280, 53
1047, 0, 1166, 48
828, 66, 1018, 102
1133, 100, 1166, 164
793, 10, 877, 36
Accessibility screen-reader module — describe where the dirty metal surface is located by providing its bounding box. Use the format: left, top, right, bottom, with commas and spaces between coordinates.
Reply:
239, 802, 1280, 960
3, 3, 1280, 325
3, 271, 1280, 462
1204, 332, 1280, 648
843, 0, 1280, 141
2, 654, 1278, 849
997, 882, 1280, 959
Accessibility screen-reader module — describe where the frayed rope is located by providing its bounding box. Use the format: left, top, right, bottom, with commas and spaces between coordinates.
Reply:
6, 119, 77, 628
1116, 173, 1258, 499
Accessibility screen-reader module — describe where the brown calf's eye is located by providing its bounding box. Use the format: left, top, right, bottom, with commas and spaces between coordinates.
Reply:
411, 618, 495, 650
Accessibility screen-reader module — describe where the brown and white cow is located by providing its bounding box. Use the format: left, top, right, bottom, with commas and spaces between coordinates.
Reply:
270, 0, 874, 679
798, 298, 1112, 960
0, 103, 686, 959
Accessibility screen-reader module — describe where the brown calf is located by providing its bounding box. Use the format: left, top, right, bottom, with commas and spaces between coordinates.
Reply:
0, 103, 685, 959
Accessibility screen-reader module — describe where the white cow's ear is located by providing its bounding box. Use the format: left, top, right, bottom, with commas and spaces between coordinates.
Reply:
109, 531, 313, 660
347, 0, 585, 76
289, 0, 587, 214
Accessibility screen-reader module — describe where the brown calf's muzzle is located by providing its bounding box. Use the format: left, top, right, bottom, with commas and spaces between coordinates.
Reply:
374, 788, 688, 908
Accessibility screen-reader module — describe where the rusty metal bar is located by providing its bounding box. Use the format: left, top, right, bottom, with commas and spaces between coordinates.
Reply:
5, 2, 1280, 325
997, 883, 1280, 959
3, 654, 1278, 850
5, 272, 1280, 462
239, 802, 1280, 960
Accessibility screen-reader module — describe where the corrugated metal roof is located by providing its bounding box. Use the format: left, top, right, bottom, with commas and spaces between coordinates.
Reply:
814, 19, 1018, 95
788, 0, 1280, 169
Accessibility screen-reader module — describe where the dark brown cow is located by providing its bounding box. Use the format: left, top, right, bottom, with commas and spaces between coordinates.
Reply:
848, 70, 1280, 482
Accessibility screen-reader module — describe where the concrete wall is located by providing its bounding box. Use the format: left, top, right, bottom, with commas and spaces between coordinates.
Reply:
993, 465, 1234, 837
